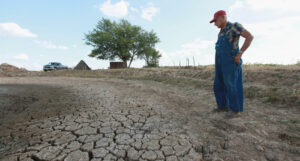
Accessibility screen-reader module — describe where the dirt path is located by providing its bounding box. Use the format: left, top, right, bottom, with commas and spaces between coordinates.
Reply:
0, 77, 299, 161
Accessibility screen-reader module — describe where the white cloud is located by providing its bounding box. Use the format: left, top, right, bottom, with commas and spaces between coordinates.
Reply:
180, 39, 214, 54
0, 22, 37, 38
32, 63, 42, 70
34, 40, 69, 50
159, 39, 215, 66
229, 1, 243, 12
157, 48, 172, 66
100, 0, 129, 18
13, 53, 29, 60
130, 7, 138, 12
246, 0, 300, 12
228, 0, 300, 65
141, 3, 159, 21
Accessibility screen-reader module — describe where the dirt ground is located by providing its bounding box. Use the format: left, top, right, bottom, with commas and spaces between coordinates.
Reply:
0, 68, 299, 160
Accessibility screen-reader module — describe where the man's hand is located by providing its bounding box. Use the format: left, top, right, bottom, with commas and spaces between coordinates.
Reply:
234, 53, 242, 64
233, 28, 253, 65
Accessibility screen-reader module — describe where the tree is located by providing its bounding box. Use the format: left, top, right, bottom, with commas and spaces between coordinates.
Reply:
139, 47, 162, 67
84, 18, 160, 68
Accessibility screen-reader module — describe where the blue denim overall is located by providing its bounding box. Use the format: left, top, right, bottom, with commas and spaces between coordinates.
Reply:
214, 30, 244, 112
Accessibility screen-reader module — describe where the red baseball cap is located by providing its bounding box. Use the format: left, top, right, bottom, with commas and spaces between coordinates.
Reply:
210, 10, 226, 23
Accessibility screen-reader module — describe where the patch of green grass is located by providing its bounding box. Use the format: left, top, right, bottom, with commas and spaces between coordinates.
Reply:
279, 120, 300, 125
289, 126, 300, 133
264, 88, 280, 103
244, 86, 260, 98
290, 119, 300, 124
278, 120, 289, 125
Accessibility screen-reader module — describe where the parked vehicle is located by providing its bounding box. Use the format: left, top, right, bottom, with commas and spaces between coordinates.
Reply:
43, 62, 68, 71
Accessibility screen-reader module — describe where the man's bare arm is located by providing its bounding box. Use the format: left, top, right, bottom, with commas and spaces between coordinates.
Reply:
234, 29, 254, 64
240, 29, 254, 53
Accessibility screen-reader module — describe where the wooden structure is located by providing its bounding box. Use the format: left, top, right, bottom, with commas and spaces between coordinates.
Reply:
109, 62, 126, 69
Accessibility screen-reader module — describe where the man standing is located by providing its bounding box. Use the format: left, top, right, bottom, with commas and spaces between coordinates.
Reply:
210, 10, 253, 116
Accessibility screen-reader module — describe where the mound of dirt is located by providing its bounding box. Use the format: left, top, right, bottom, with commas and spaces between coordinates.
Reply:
0, 63, 27, 76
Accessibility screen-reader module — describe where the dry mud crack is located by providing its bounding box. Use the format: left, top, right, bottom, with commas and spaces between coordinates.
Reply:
0, 77, 299, 161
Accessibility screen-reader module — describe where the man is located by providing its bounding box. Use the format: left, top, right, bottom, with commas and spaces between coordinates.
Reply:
210, 10, 253, 116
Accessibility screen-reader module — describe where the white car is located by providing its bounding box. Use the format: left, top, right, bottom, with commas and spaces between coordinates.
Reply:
43, 62, 68, 71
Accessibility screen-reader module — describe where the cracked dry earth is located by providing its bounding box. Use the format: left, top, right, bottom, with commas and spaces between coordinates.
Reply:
0, 77, 299, 161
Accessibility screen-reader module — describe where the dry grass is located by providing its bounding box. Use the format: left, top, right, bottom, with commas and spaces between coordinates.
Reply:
0, 63, 28, 77
4, 64, 300, 107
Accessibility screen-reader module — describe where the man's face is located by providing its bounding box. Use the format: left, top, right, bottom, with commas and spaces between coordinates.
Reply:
214, 16, 224, 28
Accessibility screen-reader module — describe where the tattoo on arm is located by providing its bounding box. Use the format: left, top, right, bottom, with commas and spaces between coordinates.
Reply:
240, 29, 254, 53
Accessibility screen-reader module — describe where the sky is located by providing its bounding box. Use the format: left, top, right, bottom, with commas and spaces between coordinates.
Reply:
1, 0, 300, 70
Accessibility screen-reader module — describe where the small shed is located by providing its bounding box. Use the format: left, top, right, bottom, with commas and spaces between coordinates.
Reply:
74, 60, 91, 70
109, 62, 126, 69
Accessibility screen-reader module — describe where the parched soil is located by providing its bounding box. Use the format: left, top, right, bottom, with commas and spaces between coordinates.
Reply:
0, 66, 299, 161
